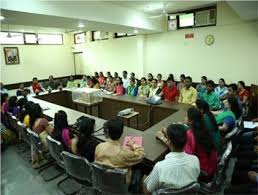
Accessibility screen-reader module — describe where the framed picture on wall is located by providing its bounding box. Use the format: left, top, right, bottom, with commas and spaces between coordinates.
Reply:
4, 47, 20, 65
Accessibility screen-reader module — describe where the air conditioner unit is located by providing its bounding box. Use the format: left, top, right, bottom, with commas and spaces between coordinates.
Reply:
195, 9, 216, 27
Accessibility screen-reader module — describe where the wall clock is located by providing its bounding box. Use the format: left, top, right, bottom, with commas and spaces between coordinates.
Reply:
205, 35, 215, 45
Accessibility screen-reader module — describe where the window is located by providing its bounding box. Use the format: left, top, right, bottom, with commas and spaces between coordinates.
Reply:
37, 34, 63, 44
74, 32, 85, 44
115, 33, 135, 38
179, 13, 194, 28
92, 31, 108, 41
24, 33, 38, 44
0, 32, 24, 44
168, 5, 216, 30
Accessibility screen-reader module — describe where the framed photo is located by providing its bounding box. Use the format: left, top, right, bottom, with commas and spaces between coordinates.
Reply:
4, 47, 20, 65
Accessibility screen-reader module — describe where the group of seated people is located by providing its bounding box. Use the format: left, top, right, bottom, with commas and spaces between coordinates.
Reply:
0, 71, 255, 194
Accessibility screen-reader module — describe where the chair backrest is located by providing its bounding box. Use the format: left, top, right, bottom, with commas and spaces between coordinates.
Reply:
210, 141, 232, 191
7, 112, 18, 131
26, 128, 44, 152
61, 151, 92, 183
155, 182, 200, 195
46, 135, 64, 168
91, 163, 128, 194
17, 122, 30, 144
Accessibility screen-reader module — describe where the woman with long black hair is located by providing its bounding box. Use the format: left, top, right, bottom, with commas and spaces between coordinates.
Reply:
185, 107, 218, 180
71, 117, 97, 162
196, 99, 222, 153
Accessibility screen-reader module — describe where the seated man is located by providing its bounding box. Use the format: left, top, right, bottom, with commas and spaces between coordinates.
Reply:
178, 76, 197, 105
144, 124, 200, 193
159, 77, 179, 101
95, 118, 144, 183
45, 75, 61, 90
148, 79, 159, 97
201, 80, 220, 110
31, 77, 44, 93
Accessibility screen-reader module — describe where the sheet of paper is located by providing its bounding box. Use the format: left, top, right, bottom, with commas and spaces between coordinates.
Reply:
244, 121, 258, 129
123, 136, 143, 149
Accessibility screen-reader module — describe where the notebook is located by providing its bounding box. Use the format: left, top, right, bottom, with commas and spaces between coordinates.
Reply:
123, 136, 143, 149
244, 121, 258, 129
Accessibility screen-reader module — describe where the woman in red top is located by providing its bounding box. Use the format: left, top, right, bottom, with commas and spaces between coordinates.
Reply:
184, 107, 218, 181
98, 72, 106, 86
113, 77, 125, 95
238, 81, 249, 105
159, 77, 179, 101
32, 77, 43, 93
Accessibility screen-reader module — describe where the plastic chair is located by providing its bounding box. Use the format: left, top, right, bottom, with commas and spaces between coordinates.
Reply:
91, 163, 129, 194
155, 182, 200, 195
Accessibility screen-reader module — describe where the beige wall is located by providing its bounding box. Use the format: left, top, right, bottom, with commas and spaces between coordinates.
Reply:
0, 27, 74, 85
74, 2, 258, 85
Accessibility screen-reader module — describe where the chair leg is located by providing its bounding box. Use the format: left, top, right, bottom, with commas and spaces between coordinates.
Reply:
57, 176, 82, 195
39, 163, 65, 182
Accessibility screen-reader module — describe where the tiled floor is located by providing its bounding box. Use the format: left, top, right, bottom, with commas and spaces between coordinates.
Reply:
1, 146, 65, 195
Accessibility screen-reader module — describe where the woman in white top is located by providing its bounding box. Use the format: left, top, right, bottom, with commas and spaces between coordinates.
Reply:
148, 79, 160, 97
214, 78, 228, 100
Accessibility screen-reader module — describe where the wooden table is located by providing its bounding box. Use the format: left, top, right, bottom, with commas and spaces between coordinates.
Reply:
31, 88, 189, 165
118, 111, 139, 129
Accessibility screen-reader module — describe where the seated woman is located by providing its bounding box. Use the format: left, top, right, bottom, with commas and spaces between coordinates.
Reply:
213, 96, 242, 133
215, 78, 228, 100
1, 93, 9, 113
137, 77, 150, 98
184, 107, 218, 180
31, 77, 44, 94
22, 101, 34, 127
66, 75, 76, 88
147, 73, 154, 86
17, 97, 28, 118
80, 75, 87, 87
91, 77, 100, 89
196, 76, 207, 98
105, 76, 115, 92
8, 96, 19, 117
52, 110, 74, 151
126, 78, 138, 96
113, 77, 125, 95
196, 99, 222, 154
98, 72, 106, 87
156, 107, 218, 181
148, 79, 160, 97
238, 81, 249, 105
157, 74, 165, 90
71, 117, 97, 162
30, 103, 53, 168
177, 74, 185, 91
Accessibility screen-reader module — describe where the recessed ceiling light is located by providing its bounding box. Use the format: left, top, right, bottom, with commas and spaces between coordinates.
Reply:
134, 29, 138, 34
78, 23, 85, 28
0, 16, 5, 21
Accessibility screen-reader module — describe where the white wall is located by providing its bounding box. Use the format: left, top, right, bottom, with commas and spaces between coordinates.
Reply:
0, 33, 74, 84
74, 2, 258, 85
75, 35, 144, 78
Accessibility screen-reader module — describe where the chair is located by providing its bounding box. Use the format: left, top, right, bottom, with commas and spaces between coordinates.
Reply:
61, 151, 93, 194
199, 141, 233, 194
91, 163, 129, 194
26, 128, 44, 152
46, 135, 64, 169
155, 182, 200, 195
62, 151, 92, 184
7, 113, 18, 132
17, 122, 30, 145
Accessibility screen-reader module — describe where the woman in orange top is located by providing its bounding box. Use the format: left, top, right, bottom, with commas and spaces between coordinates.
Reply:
32, 77, 44, 93
238, 81, 249, 105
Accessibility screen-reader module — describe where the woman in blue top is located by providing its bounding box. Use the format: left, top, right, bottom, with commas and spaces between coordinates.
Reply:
215, 78, 228, 100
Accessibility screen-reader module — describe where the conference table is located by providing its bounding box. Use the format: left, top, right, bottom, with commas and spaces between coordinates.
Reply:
27, 88, 191, 167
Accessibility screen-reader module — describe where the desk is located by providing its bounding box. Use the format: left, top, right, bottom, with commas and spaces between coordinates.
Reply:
30, 88, 189, 165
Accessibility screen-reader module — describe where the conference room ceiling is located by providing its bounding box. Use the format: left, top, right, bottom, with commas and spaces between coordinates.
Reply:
1, 0, 257, 34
